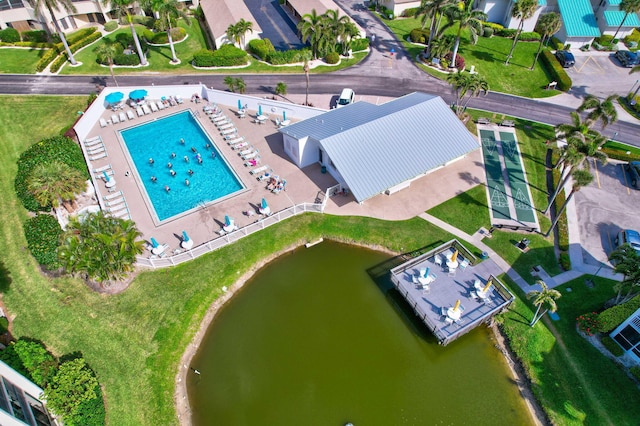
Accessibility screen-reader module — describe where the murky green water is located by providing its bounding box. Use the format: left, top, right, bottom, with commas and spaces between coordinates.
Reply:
188, 242, 532, 425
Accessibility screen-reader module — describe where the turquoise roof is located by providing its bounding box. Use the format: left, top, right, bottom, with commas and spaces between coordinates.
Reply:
605, 10, 640, 27
558, 0, 601, 37
608, 0, 622, 5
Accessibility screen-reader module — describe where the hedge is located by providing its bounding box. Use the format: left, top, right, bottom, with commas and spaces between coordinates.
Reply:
266, 48, 308, 65
64, 384, 106, 426
58, 27, 97, 50
35, 48, 60, 72
409, 28, 430, 44
624, 29, 640, 45
402, 7, 419, 17
496, 28, 517, 38
601, 335, 624, 357
351, 38, 369, 52
131, 15, 155, 27
50, 32, 102, 73
150, 27, 186, 44
550, 36, 564, 50
597, 294, 640, 333
15, 136, 88, 212
193, 49, 215, 67
482, 21, 504, 31
541, 50, 572, 91
21, 30, 47, 43
0, 27, 20, 43
325, 51, 339, 64
518, 31, 541, 42
248, 38, 275, 61
212, 45, 248, 66
114, 52, 141, 66
483, 27, 494, 38
13, 41, 51, 48
104, 21, 119, 32
631, 367, 640, 381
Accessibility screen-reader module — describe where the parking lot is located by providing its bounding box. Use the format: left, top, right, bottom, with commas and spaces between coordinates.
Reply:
565, 50, 639, 99
574, 160, 640, 266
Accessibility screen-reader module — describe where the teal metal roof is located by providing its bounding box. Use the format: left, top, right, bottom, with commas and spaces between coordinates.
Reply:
558, 0, 601, 37
608, 0, 622, 5
604, 10, 640, 27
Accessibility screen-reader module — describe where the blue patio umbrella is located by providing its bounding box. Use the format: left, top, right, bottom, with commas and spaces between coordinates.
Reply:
258, 105, 263, 116
102, 171, 111, 182
424, 267, 430, 277
150, 237, 159, 248
225, 215, 232, 226
129, 89, 148, 100
182, 231, 190, 242
105, 91, 124, 105
238, 99, 242, 110
282, 110, 287, 121
261, 198, 268, 210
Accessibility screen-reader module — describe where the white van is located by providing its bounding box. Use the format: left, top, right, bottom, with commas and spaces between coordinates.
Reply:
336, 88, 355, 108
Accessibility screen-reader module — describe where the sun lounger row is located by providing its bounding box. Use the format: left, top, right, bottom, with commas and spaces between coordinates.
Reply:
102, 191, 130, 220
84, 136, 108, 161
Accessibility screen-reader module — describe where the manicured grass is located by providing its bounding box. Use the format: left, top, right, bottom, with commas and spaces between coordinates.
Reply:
428, 184, 489, 235
499, 274, 640, 425
384, 17, 559, 98
0, 48, 46, 74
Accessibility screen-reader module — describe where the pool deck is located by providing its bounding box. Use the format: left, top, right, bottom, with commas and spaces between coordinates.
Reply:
84, 96, 486, 257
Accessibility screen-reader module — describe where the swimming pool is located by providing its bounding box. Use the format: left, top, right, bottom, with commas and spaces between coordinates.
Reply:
120, 111, 244, 222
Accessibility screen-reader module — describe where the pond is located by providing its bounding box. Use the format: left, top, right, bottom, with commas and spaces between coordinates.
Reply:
187, 242, 533, 425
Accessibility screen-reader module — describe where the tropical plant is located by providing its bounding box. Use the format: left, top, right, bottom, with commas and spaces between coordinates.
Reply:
223, 75, 236, 92
95, 40, 119, 86
429, 34, 455, 59
462, 73, 489, 108
555, 111, 601, 144
543, 143, 583, 214
298, 9, 326, 59
442, 0, 487, 68
527, 280, 561, 326
236, 18, 253, 49
26, 161, 85, 210
609, 244, 640, 304
505, 0, 538, 65
302, 50, 312, 106
226, 22, 240, 47
102, 0, 148, 66
147, 0, 190, 63
275, 82, 287, 97
577, 94, 618, 129
447, 70, 470, 115
34, 0, 77, 65
531, 12, 561, 70
234, 77, 246, 94
545, 168, 593, 236
57, 211, 144, 283
43, 358, 99, 422
612, 0, 640, 41
417, 0, 457, 57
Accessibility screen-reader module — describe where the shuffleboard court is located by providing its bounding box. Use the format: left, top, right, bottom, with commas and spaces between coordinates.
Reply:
499, 132, 536, 223
480, 130, 510, 221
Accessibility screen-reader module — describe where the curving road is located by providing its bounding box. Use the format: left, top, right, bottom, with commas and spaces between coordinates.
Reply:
0, 0, 638, 145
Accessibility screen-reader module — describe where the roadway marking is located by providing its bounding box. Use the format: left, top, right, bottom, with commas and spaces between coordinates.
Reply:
593, 158, 601, 188
575, 56, 605, 74
621, 163, 631, 195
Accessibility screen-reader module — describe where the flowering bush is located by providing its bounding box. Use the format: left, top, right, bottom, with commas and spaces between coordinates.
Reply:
577, 312, 601, 336
443, 52, 465, 70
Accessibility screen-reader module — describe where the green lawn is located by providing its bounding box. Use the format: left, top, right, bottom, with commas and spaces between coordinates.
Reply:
385, 17, 559, 98
500, 274, 640, 425
0, 48, 46, 74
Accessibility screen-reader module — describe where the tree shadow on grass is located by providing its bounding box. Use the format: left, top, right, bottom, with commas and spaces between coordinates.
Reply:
0, 260, 11, 293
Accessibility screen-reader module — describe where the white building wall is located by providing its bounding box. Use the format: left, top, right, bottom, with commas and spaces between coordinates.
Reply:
299, 137, 320, 168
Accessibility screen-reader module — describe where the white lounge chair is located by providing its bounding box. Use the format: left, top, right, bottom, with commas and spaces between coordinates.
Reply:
212, 115, 227, 123
93, 164, 112, 173
156, 101, 165, 110
84, 138, 103, 147
227, 137, 244, 145
104, 191, 123, 201
232, 142, 248, 150
112, 209, 130, 219
215, 121, 232, 128
220, 128, 237, 136
106, 199, 126, 209
242, 151, 259, 160
89, 152, 108, 161
136, 107, 144, 117
142, 104, 152, 115
175, 95, 184, 104
119, 112, 127, 122
127, 110, 136, 120
99, 118, 108, 128
150, 102, 158, 113
238, 147, 254, 156
250, 165, 268, 175
87, 146, 106, 155
217, 123, 234, 131
244, 157, 260, 167
111, 114, 119, 124
96, 169, 114, 178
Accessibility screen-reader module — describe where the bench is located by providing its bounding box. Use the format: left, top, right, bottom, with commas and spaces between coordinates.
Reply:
477, 117, 491, 125
500, 120, 515, 127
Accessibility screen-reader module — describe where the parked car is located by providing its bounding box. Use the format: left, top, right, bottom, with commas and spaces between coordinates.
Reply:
615, 229, 640, 255
615, 50, 639, 68
555, 50, 575, 68
624, 161, 640, 188
336, 88, 355, 108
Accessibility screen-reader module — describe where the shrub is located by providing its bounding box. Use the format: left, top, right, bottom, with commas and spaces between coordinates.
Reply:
541, 50, 572, 91
444, 51, 465, 70
192, 49, 215, 67
15, 136, 88, 212
483, 27, 494, 38
65, 384, 105, 426
142, 29, 156, 42
208, 44, 248, 66
35, 48, 60, 72
114, 52, 141, 66
482, 21, 504, 31
402, 7, 419, 17
24, 214, 62, 270
597, 295, 640, 332
601, 335, 624, 356
631, 367, 640, 381
151, 27, 186, 44
61, 27, 96, 47
266, 49, 308, 65
14, 41, 51, 48
550, 36, 564, 50
132, 15, 155, 27
12, 339, 57, 387
576, 312, 601, 336
409, 28, 430, 44
248, 38, 275, 61
153, 17, 176, 32
496, 28, 518, 38
518, 31, 541, 42
49, 53, 68, 73
559, 251, 571, 270
50, 32, 102, 73
115, 32, 134, 48
103, 21, 118, 32
170, 27, 186, 42
325, 51, 340, 64
351, 38, 369, 51
0, 27, 20, 43
596, 34, 614, 46
624, 29, 640, 45
21, 30, 47, 43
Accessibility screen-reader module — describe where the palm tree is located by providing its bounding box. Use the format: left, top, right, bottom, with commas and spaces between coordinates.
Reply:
298, 9, 325, 59
95, 40, 119, 86
148, 0, 190, 63
103, 0, 147, 66
302, 50, 312, 106
417, 0, 457, 57
58, 211, 144, 284
234, 77, 246, 94
340, 21, 360, 56
443, 0, 487, 68
545, 168, 593, 236
531, 12, 561, 70
446, 70, 471, 116
26, 161, 85, 210
505, 0, 538, 65
462, 73, 489, 109
612, 0, 640, 41
226, 22, 240, 47
543, 144, 582, 214
223, 75, 236, 92
527, 280, 561, 326
429, 34, 455, 60
577, 94, 618, 130
275, 82, 287, 97
235, 18, 253, 50
34, 0, 77, 65
609, 244, 640, 304
555, 111, 601, 144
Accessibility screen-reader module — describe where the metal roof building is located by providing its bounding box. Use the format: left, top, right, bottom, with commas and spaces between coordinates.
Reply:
279, 92, 480, 203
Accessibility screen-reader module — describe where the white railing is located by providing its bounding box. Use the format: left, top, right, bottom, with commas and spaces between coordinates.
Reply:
136, 202, 324, 268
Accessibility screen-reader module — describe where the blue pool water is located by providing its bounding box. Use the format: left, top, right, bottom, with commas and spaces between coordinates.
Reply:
120, 111, 244, 221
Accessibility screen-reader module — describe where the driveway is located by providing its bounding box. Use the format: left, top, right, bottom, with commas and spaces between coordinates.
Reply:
574, 160, 640, 266
565, 50, 640, 100
243, 0, 303, 51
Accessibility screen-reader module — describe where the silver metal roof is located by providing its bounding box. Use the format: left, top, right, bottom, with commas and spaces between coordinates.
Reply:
280, 92, 480, 202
